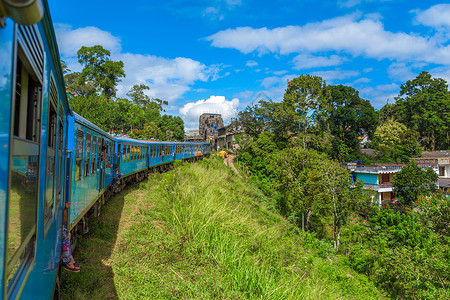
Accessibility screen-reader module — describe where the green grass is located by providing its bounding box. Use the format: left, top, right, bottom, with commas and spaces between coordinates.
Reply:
62, 157, 383, 299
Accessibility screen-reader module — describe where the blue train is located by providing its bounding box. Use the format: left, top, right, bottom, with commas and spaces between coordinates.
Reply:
0, 1, 210, 299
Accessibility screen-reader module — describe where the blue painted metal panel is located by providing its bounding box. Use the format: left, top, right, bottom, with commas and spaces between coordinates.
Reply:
0, 18, 14, 300
18, 17, 72, 299
115, 137, 149, 177
69, 121, 114, 227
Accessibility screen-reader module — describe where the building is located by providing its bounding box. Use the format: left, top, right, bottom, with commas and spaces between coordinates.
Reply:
415, 151, 450, 194
217, 125, 239, 151
343, 162, 439, 206
184, 130, 203, 142
199, 113, 224, 150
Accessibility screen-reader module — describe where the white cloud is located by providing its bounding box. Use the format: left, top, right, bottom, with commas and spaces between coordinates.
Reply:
55, 24, 221, 102
414, 4, 450, 28
179, 95, 239, 130
224, 0, 242, 8
428, 66, 450, 85
116, 53, 220, 102
310, 70, 360, 81
206, 14, 450, 65
352, 77, 371, 84
261, 76, 282, 88
387, 62, 416, 82
359, 83, 399, 108
292, 54, 346, 69
202, 6, 224, 21
387, 62, 427, 82
337, 0, 361, 8
233, 90, 253, 101
273, 70, 288, 75
245, 60, 258, 67
55, 24, 122, 56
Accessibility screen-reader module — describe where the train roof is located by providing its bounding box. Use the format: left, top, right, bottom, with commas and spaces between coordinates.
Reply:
115, 136, 149, 145
73, 112, 113, 139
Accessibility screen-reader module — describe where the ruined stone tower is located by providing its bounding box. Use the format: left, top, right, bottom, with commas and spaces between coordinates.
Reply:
199, 113, 224, 150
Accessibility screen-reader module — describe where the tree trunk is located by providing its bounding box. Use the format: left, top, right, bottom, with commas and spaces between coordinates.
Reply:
334, 220, 341, 252
305, 209, 312, 231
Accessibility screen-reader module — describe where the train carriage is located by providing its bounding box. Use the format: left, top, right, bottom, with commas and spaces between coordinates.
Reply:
114, 136, 148, 183
0, 2, 215, 299
0, 1, 71, 298
66, 113, 115, 231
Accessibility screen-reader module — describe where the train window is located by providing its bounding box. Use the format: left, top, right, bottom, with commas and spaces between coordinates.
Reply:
85, 133, 91, 177
56, 109, 64, 208
108, 142, 112, 167
7, 24, 44, 288
129, 145, 132, 162
123, 144, 127, 163
107, 142, 111, 167
97, 138, 102, 169
92, 136, 97, 174
44, 77, 58, 227
13, 56, 42, 142
75, 130, 83, 182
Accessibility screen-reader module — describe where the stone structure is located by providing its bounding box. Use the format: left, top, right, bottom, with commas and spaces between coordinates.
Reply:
184, 130, 203, 142
199, 113, 224, 150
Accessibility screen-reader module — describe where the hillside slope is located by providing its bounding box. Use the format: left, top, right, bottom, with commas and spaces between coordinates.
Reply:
62, 157, 383, 299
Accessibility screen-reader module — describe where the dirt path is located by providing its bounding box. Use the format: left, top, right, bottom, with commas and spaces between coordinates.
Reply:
224, 154, 248, 179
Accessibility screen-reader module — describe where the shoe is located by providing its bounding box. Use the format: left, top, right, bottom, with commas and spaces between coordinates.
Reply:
64, 264, 80, 272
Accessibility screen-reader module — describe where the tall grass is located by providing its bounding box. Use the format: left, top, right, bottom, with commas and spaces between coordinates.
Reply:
109, 157, 382, 299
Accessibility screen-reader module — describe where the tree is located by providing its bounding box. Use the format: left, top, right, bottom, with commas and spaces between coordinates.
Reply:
393, 161, 438, 208
273, 147, 329, 230
273, 146, 365, 250
319, 160, 365, 252
60, 59, 70, 75
327, 85, 378, 161
393, 71, 450, 150
158, 115, 184, 141
232, 100, 280, 140
129, 122, 161, 140
77, 45, 125, 98
127, 84, 168, 111
278, 75, 330, 149
373, 118, 421, 162
64, 72, 97, 97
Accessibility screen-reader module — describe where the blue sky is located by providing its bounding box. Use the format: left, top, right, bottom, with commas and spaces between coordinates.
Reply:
49, 0, 450, 130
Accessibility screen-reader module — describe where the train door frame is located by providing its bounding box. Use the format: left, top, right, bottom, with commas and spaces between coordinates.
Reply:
98, 138, 104, 192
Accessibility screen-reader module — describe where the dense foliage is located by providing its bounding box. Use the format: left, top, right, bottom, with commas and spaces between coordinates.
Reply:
392, 160, 439, 207
62, 157, 383, 299
62, 45, 184, 140
234, 72, 450, 298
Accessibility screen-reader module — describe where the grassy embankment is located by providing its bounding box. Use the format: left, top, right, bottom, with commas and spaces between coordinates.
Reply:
62, 156, 383, 299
